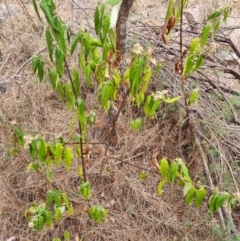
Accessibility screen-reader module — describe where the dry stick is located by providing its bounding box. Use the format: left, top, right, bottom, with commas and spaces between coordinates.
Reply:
17, 0, 37, 29
191, 115, 239, 233
64, 59, 87, 182
191, 123, 226, 230
0, 53, 11, 74
197, 129, 239, 193
99, 88, 130, 177
188, 75, 240, 97
3, 0, 16, 40
109, 155, 159, 175
203, 64, 240, 81
0, 176, 24, 207
180, 0, 189, 118
199, 71, 240, 125
214, 34, 240, 59
201, 133, 239, 235
13, 47, 47, 79
6, 47, 47, 117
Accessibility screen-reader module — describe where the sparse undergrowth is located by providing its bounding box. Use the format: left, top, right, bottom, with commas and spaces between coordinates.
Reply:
1, 0, 240, 241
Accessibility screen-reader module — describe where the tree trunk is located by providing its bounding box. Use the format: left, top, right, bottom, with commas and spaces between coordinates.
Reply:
116, 0, 134, 64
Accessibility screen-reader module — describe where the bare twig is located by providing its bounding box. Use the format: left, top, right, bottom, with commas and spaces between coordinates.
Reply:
191, 119, 226, 230
64, 59, 87, 182
199, 71, 240, 125
100, 88, 130, 177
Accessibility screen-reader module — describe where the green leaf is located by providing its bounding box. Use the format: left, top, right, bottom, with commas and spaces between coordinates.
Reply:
88, 205, 107, 223
86, 110, 96, 126
82, 33, 91, 58
200, 25, 211, 47
72, 68, 80, 95
168, 161, 179, 183
43, 209, 52, 227
188, 88, 199, 106
183, 182, 193, 197
40, 0, 58, 31
66, 27, 72, 43
194, 54, 205, 71
215, 193, 232, 211
109, 3, 119, 29
130, 57, 144, 95
80, 181, 91, 199
77, 99, 86, 142
130, 118, 142, 132
64, 231, 71, 241
212, 20, 220, 33
183, 55, 194, 77
55, 207, 62, 222
71, 32, 83, 54
32, 0, 42, 21
144, 95, 161, 118
180, 163, 192, 182
109, 28, 116, 51
89, 37, 103, 47
159, 158, 169, 179
35, 215, 44, 230
29, 140, 37, 159
136, 93, 144, 108
101, 81, 114, 111
104, 0, 122, 5
139, 172, 148, 180
85, 64, 91, 86
94, 6, 100, 35
49, 69, 58, 89
63, 147, 73, 171
163, 96, 181, 103
14, 127, 24, 145
46, 168, 52, 181
189, 37, 200, 54
55, 47, 64, 77
142, 66, 152, 90
209, 192, 219, 214
53, 191, 61, 206
65, 83, 75, 111
27, 162, 40, 172
62, 192, 70, 206
102, 15, 110, 43
54, 143, 63, 166
157, 179, 166, 195
165, 0, 175, 22
37, 60, 45, 82
68, 205, 74, 215
57, 82, 65, 101
92, 47, 100, 62
37, 139, 47, 162
223, 8, 232, 22
185, 187, 196, 205
45, 28, 54, 62
102, 42, 110, 60
46, 190, 54, 204
195, 187, 206, 207
207, 10, 221, 21
54, 20, 67, 55
32, 56, 40, 74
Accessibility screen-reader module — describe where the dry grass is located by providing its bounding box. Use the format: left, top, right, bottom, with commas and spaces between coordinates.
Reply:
1, 0, 240, 241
